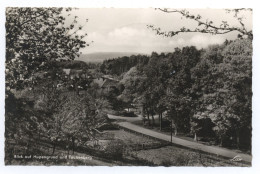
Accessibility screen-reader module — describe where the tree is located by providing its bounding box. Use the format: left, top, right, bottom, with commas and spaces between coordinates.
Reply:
164, 47, 201, 136
36, 93, 108, 155
189, 44, 225, 140
52, 94, 106, 155
119, 67, 141, 111
5, 7, 89, 92
217, 39, 252, 148
100, 55, 149, 75
136, 52, 166, 127
148, 8, 253, 39
147, 8, 252, 149
144, 53, 171, 128
191, 39, 252, 148
5, 8, 92, 156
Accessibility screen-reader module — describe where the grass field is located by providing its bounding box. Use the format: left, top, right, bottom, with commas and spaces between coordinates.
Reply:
106, 130, 247, 166
5, 127, 248, 166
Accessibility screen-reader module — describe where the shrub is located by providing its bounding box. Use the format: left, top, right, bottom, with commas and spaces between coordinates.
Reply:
121, 111, 137, 117
104, 139, 125, 160
161, 159, 172, 167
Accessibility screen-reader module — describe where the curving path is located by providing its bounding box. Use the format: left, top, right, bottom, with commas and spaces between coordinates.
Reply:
107, 114, 252, 164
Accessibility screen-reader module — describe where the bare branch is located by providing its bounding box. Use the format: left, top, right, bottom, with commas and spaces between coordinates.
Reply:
149, 8, 252, 39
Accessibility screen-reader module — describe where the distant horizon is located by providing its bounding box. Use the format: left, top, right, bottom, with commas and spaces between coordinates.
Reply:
66, 8, 252, 54
81, 51, 150, 55
79, 40, 228, 55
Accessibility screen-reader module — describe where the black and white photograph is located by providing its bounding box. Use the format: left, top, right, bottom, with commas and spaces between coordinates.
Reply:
1, 0, 259, 172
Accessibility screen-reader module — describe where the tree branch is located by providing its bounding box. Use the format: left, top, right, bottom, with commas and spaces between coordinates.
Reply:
150, 8, 252, 38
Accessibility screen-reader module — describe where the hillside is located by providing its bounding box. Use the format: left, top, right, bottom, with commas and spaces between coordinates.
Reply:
76, 52, 148, 63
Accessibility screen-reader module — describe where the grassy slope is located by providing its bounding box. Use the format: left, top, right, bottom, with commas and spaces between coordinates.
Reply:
5, 127, 247, 166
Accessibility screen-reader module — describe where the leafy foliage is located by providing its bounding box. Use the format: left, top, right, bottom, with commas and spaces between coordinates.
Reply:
5, 8, 110, 158
100, 55, 149, 76
6, 7, 88, 91
119, 39, 251, 149
191, 39, 252, 148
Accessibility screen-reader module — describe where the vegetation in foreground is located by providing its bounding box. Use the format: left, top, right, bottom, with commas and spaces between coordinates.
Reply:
5, 126, 248, 166
5, 8, 252, 166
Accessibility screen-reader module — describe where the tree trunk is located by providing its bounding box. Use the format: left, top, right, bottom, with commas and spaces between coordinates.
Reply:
147, 112, 150, 126
236, 130, 240, 149
52, 141, 56, 155
220, 135, 223, 147
151, 114, 155, 128
160, 112, 162, 130
142, 105, 145, 125
174, 126, 178, 136
67, 137, 70, 158
159, 113, 162, 131
170, 119, 173, 143
72, 137, 75, 154
26, 141, 29, 154
194, 133, 197, 141
175, 112, 178, 136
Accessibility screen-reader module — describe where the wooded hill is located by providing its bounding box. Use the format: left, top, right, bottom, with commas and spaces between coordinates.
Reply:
101, 38, 252, 151
77, 52, 148, 63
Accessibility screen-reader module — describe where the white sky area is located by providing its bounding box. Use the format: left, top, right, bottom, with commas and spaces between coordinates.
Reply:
65, 8, 252, 54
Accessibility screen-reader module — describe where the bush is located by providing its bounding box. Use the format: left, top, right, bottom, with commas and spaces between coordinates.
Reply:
121, 111, 137, 117
97, 123, 119, 131
160, 153, 191, 166
161, 159, 172, 167
173, 153, 191, 166
104, 139, 124, 160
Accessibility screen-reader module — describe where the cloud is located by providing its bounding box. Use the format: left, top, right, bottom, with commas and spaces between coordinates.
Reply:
177, 38, 185, 45
108, 27, 146, 38
190, 34, 225, 48
85, 26, 168, 53
84, 27, 227, 53
168, 40, 176, 46
69, 8, 251, 54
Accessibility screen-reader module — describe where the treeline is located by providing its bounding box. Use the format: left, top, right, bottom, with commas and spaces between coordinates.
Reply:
53, 60, 100, 70
120, 39, 252, 150
100, 55, 150, 75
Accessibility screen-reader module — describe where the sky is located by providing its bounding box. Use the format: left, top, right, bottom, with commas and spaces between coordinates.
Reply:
65, 8, 252, 54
